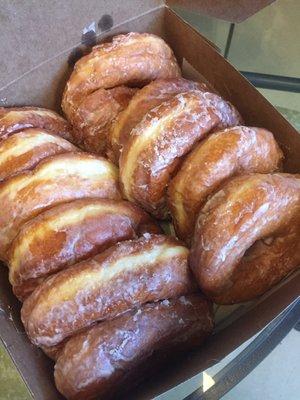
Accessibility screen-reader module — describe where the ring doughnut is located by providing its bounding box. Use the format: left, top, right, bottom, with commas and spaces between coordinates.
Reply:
108, 78, 213, 163
168, 126, 283, 243
0, 107, 74, 142
0, 129, 78, 182
9, 198, 160, 300
120, 90, 242, 218
21, 234, 194, 346
62, 33, 180, 119
189, 173, 300, 303
62, 33, 181, 154
0, 153, 120, 260
54, 294, 213, 400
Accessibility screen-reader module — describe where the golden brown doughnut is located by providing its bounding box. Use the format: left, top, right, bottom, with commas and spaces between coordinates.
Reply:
71, 86, 138, 155
0, 153, 120, 260
9, 198, 161, 300
62, 33, 181, 122
108, 78, 213, 163
189, 173, 300, 304
0, 107, 74, 142
54, 294, 213, 400
62, 33, 180, 155
120, 90, 242, 218
168, 126, 283, 243
21, 235, 194, 346
0, 129, 78, 182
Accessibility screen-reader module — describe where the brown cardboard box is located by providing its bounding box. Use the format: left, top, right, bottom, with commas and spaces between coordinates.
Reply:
0, 1, 299, 399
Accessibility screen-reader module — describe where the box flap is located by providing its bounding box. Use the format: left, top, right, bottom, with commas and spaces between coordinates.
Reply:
167, 0, 276, 22
0, 0, 163, 95
0, 6, 166, 111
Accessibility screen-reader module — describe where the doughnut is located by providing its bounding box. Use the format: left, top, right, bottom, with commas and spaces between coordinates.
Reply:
21, 235, 194, 346
168, 126, 283, 243
9, 198, 161, 300
62, 33, 181, 154
0, 129, 78, 182
0, 153, 120, 260
54, 294, 213, 400
120, 90, 242, 218
71, 86, 138, 155
0, 107, 74, 142
62, 33, 181, 121
189, 173, 300, 304
108, 78, 213, 163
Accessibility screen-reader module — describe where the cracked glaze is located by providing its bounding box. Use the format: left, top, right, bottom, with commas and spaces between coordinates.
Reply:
62, 33, 181, 155
0, 128, 78, 182
120, 90, 242, 219
54, 294, 213, 400
168, 126, 283, 243
0, 153, 120, 260
0, 106, 74, 142
108, 78, 215, 163
21, 235, 195, 347
9, 198, 160, 300
189, 173, 300, 303
71, 86, 137, 155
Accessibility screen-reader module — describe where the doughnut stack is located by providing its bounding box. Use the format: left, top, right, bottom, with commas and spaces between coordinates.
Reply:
62, 31, 299, 299
1, 32, 299, 400
0, 34, 213, 400
0, 108, 213, 400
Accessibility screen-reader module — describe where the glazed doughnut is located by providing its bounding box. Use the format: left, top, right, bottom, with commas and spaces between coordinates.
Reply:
108, 78, 213, 163
168, 126, 283, 243
0, 129, 78, 182
120, 90, 242, 218
62, 33, 181, 122
21, 235, 194, 346
189, 173, 300, 304
0, 107, 74, 142
0, 153, 120, 260
9, 198, 160, 300
54, 294, 213, 400
71, 86, 138, 155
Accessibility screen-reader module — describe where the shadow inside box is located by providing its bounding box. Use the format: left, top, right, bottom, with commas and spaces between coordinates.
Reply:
0, 266, 62, 399
0, 266, 23, 331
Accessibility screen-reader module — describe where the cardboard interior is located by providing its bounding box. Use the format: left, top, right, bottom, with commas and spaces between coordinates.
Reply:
0, 2, 299, 399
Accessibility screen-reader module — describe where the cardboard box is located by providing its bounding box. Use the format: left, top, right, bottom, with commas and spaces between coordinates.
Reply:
0, 1, 299, 399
